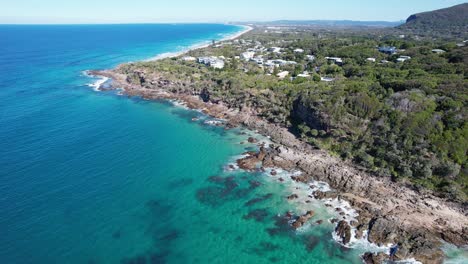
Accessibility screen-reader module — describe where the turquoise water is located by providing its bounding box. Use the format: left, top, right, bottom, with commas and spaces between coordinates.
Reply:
0, 24, 465, 264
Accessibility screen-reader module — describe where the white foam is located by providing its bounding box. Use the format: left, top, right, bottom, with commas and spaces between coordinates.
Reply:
83, 71, 109, 92
89, 77, 109, 91
168, 99, 190, 110
204, 119, 224, 126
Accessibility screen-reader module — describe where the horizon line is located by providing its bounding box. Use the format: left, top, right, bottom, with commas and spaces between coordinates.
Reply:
0, 19, 405, 26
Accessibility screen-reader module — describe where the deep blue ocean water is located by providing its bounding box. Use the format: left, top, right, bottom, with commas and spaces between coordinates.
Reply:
0, 24, 466, 264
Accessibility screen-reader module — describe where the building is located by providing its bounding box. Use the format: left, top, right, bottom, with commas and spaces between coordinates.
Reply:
270, 59, 287, 66
294, 48, 304, 53
277, 71, 289, 79
306, 55, 315, 61
241, 51, 255, 61
268, 47, 282, 53
396, 56, 411, 63
321, 77, 335, 82
366, 58, 376, 62
325, 57, 343, 66
297, 71, 310, 78
250, 57, 264, 65
197, 57, 225, 69
378, 46, 397, 55
182, 56, 196, 61
432, 49, 446, 54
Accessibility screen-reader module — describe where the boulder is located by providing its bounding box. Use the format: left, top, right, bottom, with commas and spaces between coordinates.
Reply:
362, 252, 387, 264
335, 220, 352, 244
292, 211, 315, 229
313, 191, 338, 200
248, 137, 258, 143
287, 194, 299, 200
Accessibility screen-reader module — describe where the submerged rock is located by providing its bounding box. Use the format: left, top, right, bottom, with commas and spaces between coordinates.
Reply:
244, 208, 270, 222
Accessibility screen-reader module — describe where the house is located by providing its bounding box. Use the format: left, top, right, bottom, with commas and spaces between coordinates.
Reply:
197, 56, 225, 69
432, 49, 446, 54
264, 60, 276, 67
277, 71, 289, 79
381, 60, 389, 64
396, 56, 411, 63
297, 71, 310, 78
250, 57, 264, 65
294, 48, 304, 53
321, 77, 335, 82
241, 51, 255, 61
325, 57, 343, 66
306, 55, 315, 61
182, 56, 196, 61
210, 60, 225, 69
271, 59, 288, 66
366, 58, 376, 62
268, 47, 282, 53
378, 46, 397, 55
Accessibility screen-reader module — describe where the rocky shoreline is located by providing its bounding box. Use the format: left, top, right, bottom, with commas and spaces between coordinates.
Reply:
88, 68, 467, 263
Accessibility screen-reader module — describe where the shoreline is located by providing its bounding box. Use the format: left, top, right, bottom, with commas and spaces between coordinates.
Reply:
88, 26, 467, 263
144, 24, 253, 62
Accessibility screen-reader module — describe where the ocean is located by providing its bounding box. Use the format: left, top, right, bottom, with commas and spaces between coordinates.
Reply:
0, 24, 465, 264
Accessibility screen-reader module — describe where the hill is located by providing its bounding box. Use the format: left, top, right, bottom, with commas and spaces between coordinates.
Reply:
398, 3, 468, 38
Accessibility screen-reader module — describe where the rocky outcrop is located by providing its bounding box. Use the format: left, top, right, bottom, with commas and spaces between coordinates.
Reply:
335, 220, 352, 244
92, 67, 468, 264
362, 252, 387, 264
291, 211, 315, 229
313, 190, 338, 200
236, 148, 267, 171
292, 96, 328, 131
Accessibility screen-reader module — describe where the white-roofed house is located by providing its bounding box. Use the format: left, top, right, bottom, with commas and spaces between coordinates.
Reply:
241, 51, 255, 61
277, 71, 289, 79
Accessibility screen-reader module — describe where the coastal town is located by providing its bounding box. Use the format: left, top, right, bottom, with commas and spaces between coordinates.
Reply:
177, 32, 463, 85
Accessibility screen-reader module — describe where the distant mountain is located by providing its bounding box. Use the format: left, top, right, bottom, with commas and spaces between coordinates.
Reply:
251, 20, 403, 28
398, 3, 468, 37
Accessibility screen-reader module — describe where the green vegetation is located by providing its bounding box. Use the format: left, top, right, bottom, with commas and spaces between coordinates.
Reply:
118, 27, 468, 201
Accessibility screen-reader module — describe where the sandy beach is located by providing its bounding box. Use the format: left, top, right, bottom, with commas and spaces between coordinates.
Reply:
145, 24, 253, 62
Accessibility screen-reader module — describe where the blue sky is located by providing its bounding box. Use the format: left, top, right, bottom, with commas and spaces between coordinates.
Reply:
1, 0, 466, 24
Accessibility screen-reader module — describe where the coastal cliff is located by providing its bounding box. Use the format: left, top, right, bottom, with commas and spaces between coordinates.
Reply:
88, 16, 468, 262
90, 65, 467, 263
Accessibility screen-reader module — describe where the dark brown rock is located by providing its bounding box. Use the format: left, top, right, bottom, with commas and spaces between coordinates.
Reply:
291, 211, 315, 229
362, 252, 387, 264
313, 190, 338, 200
335, 220, 352, 244
248, 137, 258, 143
